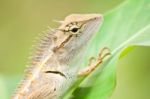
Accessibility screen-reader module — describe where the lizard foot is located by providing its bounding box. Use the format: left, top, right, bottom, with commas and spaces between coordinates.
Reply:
78, 47, 111, 76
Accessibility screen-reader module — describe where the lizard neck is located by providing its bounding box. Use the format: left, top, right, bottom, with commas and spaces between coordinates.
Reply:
55, 34, 90, 66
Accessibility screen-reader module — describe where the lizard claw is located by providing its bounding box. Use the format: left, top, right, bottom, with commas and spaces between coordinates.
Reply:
98, 47, 111, 61
78, 47, 111, 76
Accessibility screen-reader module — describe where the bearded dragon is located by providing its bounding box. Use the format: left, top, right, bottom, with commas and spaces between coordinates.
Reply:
12, 14, 110, 99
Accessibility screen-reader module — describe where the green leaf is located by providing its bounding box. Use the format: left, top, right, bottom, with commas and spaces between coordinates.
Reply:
0, 75, 21, 99
0, 76, 7, 99
4, 0, 150, 99
63, 0, 150, 99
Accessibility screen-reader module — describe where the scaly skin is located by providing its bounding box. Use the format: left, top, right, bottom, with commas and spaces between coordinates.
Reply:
12, 14, 109, 99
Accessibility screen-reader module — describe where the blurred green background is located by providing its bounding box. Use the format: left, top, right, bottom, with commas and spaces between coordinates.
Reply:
0, 0, 150, 99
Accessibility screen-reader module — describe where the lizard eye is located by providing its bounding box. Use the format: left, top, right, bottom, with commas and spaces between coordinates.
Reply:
69, 25, 80, 34
71, 27, 78, 33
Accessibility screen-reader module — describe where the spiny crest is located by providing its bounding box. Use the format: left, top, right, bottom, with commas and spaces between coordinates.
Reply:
26, 26, 59, 73
30, 31, 53, 60
12, 26, 59, 97
25, 19, 65, 76
11, 77, 29, 98
27, 20, 65, 65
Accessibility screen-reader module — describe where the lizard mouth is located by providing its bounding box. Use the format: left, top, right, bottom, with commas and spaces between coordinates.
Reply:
77, 15, 103, 44
84, 15, 103, 33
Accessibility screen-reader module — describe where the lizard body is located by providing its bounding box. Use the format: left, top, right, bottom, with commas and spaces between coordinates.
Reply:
12, 14, 109, 99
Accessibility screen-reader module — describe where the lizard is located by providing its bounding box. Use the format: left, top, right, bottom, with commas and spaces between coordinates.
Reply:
12, 14, 110, 99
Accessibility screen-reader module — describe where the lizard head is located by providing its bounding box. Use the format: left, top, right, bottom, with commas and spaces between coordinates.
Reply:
57, 14, 103, 48
54, 14, 103, 63
58, 14, 103, 36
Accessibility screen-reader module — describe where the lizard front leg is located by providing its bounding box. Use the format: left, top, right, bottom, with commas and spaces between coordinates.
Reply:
78, 47, 111, 76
